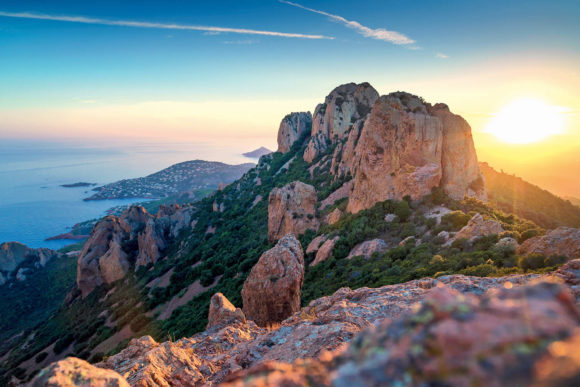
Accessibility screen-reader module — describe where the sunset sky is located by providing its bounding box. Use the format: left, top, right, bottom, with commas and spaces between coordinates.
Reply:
1, 0, 579, 196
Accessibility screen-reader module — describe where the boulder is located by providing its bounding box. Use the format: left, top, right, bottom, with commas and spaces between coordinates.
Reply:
452, 213, 504, 242
98, 336, 204, 386
324, 208, 343, 225
241, 234, 305, 326
30, 357, 129, 387
306, 235, 327, 255
347, 239, 388, 259
384, 213, 396, 222
207, 293, 246, 330
267, 181, 319, 242
496, 236, 519, 249
518, 227, 580, 259
311, 237, 338, 266
277, 112, 312, 153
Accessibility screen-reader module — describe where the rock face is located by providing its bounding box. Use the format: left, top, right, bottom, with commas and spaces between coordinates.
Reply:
30, 357, 129, 387
518, 227, 580, 259
267, 181, 319, 242
304, 83, 379, 163
77, 216, 130, 297
346, 238, 388, 259
306, 235, 327, 255
0, 242, 61, 284
277, 112, 312, 153
324, 208, 343, 225
345, 92, 486, 212
77, 204, 195, 297
452, 213, 504, 242
75, 263, 580, 386
206, 293, 246, 330
311, 237, 338, 266
241, 235, 305, 326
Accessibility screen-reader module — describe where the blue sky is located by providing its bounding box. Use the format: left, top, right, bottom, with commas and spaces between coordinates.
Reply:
1, 1, 579, 195
1, 0, 578, 109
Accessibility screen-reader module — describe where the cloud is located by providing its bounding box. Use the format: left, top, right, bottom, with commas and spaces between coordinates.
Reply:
280, 0, 414, 45
436, 53, 449, 59
0, 10, 332, 39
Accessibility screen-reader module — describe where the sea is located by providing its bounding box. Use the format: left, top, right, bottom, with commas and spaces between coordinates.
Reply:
0, 139, 259, 249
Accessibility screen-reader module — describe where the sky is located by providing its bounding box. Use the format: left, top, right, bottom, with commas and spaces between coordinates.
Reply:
0, 0, 579, 196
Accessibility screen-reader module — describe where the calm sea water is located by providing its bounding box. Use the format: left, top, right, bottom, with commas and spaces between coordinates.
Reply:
0, 139, 258, 249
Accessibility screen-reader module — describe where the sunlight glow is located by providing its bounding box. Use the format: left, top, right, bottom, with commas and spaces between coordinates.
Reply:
485, 98, 566, 144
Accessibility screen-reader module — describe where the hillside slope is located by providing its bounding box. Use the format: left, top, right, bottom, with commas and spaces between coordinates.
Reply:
481, 162, 580, 228
86, 160, 254, 200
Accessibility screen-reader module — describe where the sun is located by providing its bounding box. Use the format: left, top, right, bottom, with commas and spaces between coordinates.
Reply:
485, 98, 566, 144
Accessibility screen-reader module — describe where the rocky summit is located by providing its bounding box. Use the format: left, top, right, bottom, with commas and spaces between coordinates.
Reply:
0, 242, 61, 285
295, 83, 486, 213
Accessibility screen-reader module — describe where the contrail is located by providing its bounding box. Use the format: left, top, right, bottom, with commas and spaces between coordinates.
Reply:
280, 1, 414, 45
0, 10, 333, 40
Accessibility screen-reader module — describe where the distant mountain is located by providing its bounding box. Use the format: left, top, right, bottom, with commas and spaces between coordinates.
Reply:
480, 162, 580, 228
243, 146, 272, 158
86, 160, 254, 201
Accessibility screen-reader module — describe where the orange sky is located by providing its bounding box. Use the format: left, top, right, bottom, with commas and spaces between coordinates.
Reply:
1, 53, 578, 198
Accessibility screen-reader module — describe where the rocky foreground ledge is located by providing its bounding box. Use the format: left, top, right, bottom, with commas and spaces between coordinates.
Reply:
29, 259, 580, 386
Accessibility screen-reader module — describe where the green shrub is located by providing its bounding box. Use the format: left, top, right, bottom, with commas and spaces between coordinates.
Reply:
35, 352, 48, 364
461, 264, 498, 277
544, 254, 568, 267
518, 253, 546, 271
440, 211, 471, 231
519, 229, 540, 243
394, 201, 411, 222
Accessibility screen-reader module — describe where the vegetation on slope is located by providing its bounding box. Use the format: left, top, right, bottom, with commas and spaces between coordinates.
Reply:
481, 162, 580, 228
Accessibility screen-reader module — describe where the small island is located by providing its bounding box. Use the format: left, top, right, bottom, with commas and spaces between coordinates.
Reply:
242, 146, 272, 158
60, 182, 96, 188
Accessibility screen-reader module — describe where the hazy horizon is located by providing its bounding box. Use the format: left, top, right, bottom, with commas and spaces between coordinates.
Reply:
1, 0, 579, 197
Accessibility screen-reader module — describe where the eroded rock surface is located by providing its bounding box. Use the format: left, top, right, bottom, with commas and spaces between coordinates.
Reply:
267, 182, 319, 242
346, 92, 486, 212
223, 265, 580, 386
77, 262, 580, 386
304, 83, 379, 163
207, 293, 246, 330
31, 357, 129, 387
77, 204, 196, 297
311, 237, 338, 266
346, 238, 388, 259
0, 242, 61, 284
518, 227, 580, 259
452, 212, 504, 242
241, 235, 305, 326
277, 112, 312, 153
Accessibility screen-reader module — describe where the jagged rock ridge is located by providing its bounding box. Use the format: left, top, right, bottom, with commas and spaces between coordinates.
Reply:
278, 82, 487, 213
77, 204, 195, 297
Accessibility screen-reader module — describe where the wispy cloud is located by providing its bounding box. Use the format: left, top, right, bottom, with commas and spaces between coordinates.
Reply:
0, 10, 332, 40
280, 0, 414, 45
436, 53, 449, 59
